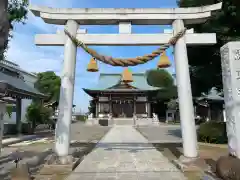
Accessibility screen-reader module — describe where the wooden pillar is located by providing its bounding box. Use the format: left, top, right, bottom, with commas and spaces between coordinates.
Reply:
147, 102, 151, 118
133, 96, 136, 125
133, 98, 136, 115
109, 95, 112, 114
145, 101, 151, 117
208, 102, 211, 121
16, 98, 22, 134
0, 102, 6, 154
95, 101, 99, 118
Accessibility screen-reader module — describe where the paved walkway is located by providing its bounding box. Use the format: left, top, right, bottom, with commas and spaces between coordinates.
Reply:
67, 126, 186, 180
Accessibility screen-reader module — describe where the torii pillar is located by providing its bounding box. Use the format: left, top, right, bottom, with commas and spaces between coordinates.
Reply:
173, 19, 197, 158
30, 3, 222, 162
55, 20, 78, 162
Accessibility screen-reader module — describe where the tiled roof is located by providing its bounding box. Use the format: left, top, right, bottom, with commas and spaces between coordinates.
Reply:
197, 88, 224, 101
0, 71, 45, 99
83, 73, 160, 91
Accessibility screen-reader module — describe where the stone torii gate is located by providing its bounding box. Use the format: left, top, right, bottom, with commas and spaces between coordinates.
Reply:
30, 3, 222, 162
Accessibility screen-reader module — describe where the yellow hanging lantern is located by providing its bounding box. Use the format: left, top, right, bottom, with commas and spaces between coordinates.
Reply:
87, 57, 99, 72
122, 68, 133, 83
157, 51, 171, 68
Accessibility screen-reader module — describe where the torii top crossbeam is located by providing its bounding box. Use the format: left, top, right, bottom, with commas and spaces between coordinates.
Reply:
30, 3, 222, 25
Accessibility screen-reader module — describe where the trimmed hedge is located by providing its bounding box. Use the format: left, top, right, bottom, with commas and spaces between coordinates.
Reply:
4, 123, 33, 135
76, 115, 87, 122
197, 121, 228, 144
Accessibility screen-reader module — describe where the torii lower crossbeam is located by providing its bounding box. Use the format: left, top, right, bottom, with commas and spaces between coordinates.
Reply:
35, 33, 216, 46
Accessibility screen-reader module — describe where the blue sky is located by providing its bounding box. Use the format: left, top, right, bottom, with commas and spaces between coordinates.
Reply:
6, 0, 178, 112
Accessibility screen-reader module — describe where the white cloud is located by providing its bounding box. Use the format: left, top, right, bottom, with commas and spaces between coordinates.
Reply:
26, 10, 58, 33
6, 30, 63, 72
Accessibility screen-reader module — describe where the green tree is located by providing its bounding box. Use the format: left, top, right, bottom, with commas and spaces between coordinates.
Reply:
34, 71, 61, 105
146, 69, 177, 100
88, 99, 96, 115
25, 71, 61, 132
6, 104, 13, 118
167, 99, 178, 110
178, 0, 240, 96
26, 102, 52, 133
0, 0, 28, 59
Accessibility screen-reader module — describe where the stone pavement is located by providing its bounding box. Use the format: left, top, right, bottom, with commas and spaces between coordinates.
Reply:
67, 126, 186, 180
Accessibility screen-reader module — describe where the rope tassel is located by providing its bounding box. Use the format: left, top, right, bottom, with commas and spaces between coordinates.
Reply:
64, 28, 186, 67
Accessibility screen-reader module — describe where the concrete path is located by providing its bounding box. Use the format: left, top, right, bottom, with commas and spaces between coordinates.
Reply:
67, 126, 186, 180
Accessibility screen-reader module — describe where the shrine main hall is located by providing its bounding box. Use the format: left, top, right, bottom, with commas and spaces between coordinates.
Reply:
83, 69, 160, 119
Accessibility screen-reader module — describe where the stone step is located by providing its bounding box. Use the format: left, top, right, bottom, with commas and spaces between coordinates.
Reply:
113, 119, 134, 125
86, 118, 160, 126
136, 119, 160, 126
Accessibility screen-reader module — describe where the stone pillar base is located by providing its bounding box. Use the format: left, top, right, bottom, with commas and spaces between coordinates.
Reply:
57, 155, 74, 165
179, 155, 199, 164
34, 154, 82, 180
173, 155, 208, 172
47, 154, 74, 165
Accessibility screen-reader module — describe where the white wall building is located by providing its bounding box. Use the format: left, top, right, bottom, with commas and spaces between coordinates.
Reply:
0, 60, 38, 124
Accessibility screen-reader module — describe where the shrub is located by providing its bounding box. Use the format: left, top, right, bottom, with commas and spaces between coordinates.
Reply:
76, 115, 86, 122
26, 102, 52, 133
6, 104, 14, 118
4, 123, 32, 135
197, 121, 227, 144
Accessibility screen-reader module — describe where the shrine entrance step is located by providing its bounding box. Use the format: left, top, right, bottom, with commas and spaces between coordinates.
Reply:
112, 118, 134, 125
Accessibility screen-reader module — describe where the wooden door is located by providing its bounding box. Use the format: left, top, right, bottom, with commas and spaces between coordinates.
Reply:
123, 102, 133, 117
112, 103, 122, 117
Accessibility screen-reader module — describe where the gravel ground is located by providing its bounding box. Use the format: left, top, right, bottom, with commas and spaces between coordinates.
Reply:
0, 123, 111, 180
70, 123, 110, 142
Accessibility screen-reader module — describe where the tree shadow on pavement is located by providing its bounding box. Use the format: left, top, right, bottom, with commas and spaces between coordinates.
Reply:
70, 142, 97, 158
167, 129, 182, 138
153, 143, 183, 160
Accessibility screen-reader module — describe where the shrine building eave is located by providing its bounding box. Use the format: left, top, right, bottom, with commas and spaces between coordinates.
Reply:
82, 73, 161, 97
83, 88, 159, 97
0, 72, 46, 99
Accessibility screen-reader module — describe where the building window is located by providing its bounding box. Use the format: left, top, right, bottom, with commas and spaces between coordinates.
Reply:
99, 103, 110, 113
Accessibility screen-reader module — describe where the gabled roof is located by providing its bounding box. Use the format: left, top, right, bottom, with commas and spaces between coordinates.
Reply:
197, 88, 224, 102
0, 71, 45, 99
83, 73, 160, 93
0, 60, 37, 78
